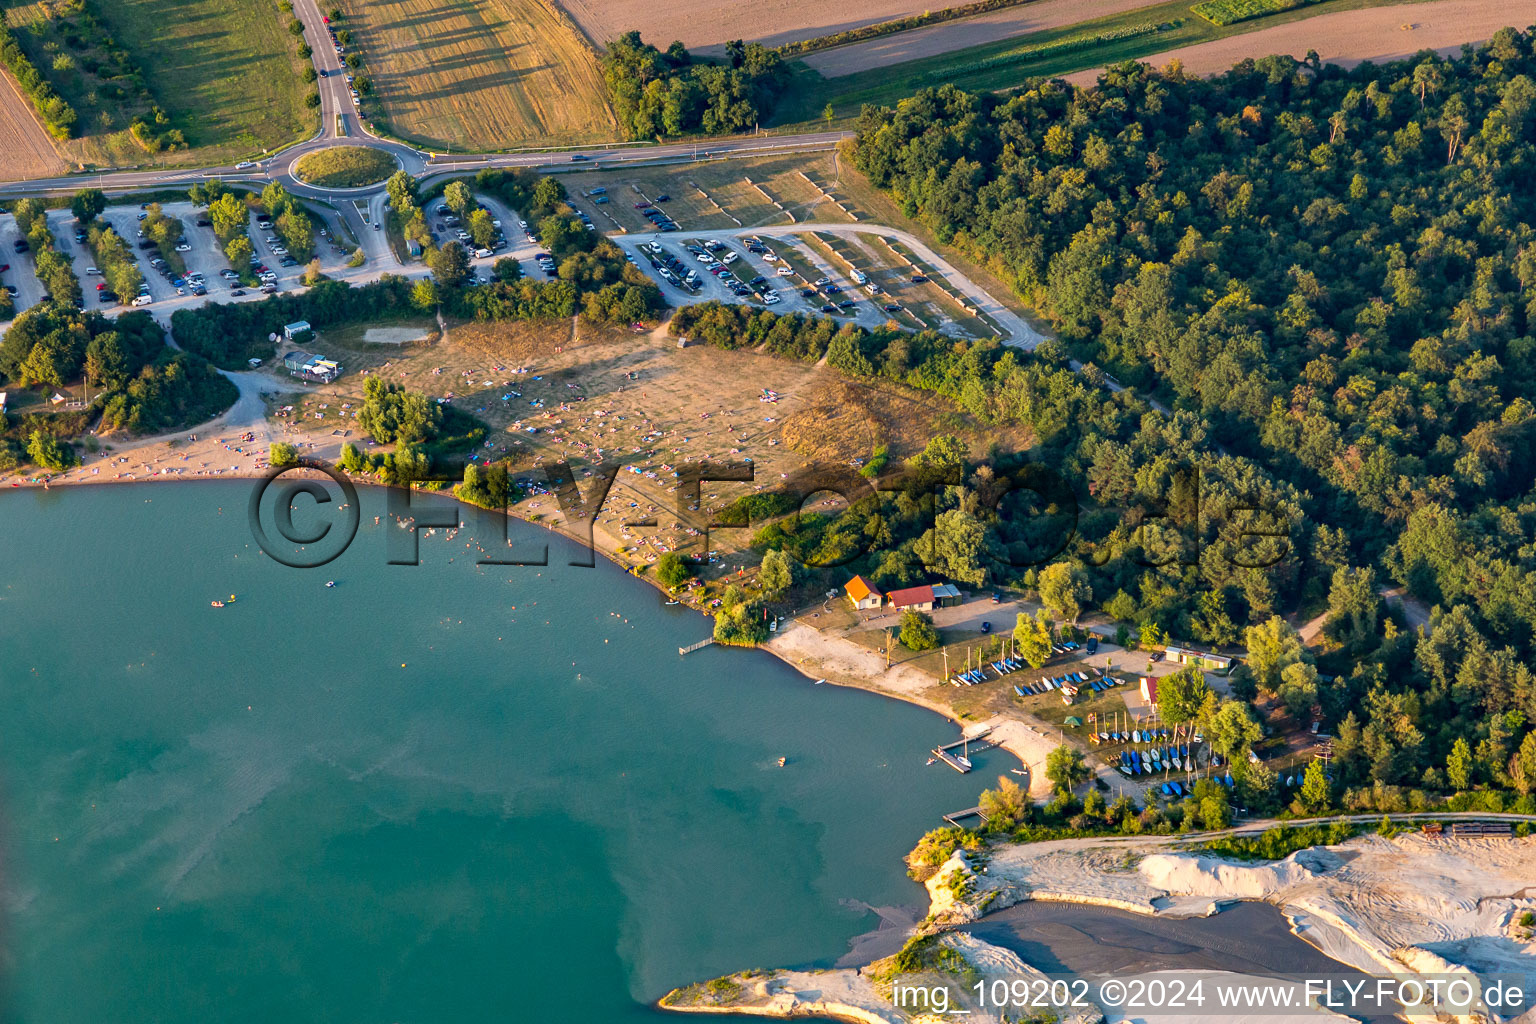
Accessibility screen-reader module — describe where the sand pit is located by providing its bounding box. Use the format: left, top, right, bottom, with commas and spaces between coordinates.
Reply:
1063, 0, 1536, 87
362, 327, 430, 344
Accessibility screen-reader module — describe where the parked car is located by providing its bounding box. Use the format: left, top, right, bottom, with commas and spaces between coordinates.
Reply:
131, 295, 152, 306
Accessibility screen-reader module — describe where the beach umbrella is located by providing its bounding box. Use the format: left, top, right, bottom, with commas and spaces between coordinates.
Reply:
1064, 716, 1082, 727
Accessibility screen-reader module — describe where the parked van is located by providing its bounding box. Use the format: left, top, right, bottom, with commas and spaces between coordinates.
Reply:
131, 295, 152, 307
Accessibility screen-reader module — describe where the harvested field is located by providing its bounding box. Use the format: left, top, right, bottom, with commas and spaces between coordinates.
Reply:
339, 0, 616, 149
1062, 0, 1536, 84
803, 0, 1168, 76
555, 0, 978, 54
0, 68, 65, 180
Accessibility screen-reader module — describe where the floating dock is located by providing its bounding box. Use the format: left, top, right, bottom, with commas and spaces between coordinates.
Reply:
931, 748, 971, 773
678, 637, 714, 656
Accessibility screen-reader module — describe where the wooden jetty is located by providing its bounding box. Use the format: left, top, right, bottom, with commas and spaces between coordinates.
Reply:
943, 806, 989, 827
1450, 821, 1514, 838
679, 637, 715, 656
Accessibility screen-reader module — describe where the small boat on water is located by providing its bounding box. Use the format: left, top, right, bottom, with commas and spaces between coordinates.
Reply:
325, 581, 336, 588
814, 678, 826, 685
926, 756, 936, 765
777, 757, 787, 767
210, 600, 224, 608
956, 755, 972, 770
1010, 768, 1028, 777
665, 599, 679, 605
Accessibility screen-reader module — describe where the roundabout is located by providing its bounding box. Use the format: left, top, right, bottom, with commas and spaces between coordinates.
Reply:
291, 145, 401, 190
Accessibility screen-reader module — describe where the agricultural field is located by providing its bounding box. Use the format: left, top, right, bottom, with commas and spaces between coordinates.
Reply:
775, 0, 1432, 123
1064, 0, 1535, 82
553, 0, 977, 54
0, 0, 311, 170
337, 0, 615, 150
0, 68, 64, 179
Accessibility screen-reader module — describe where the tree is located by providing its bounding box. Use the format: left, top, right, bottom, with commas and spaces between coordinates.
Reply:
26, 430, 77, 471
1045, 744, 1089, 795
823, 102, 835, 125
1296, 760, 1331, 814
428, 242, 471, 287
1014, 610, 1052, 668
493, 256, 522, 283
385, 170, 418, 212
1138, 620, 1167, 649
1244, 615, 1306, 694
977, 775, 1031, 829
655, 551, 692, 589
410, 278, 438, 310
915, 508, 988, 586
1205, 699, 1262, 762
899, 609, 940, 651
758, 548, 794, 599
209, 193, 249, 242
1446, 736, 1474, 792
1509, 732, 1536, 797
1157, 667, 1213, 725
1038, 562, 1091, 624
912, 433, 967, 469
70, 188, 106, 224
269, 442, 300, 467
1277, 661, 1320, 717
468, 207, 496, 249
302, 258, 323, 286
225, 235, 253, 270
444, 180, 473, 216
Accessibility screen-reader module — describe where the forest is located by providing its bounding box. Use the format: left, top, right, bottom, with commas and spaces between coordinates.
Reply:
721, 32, 1536, 808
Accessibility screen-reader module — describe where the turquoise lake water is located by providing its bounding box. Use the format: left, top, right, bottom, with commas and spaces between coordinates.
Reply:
0, 482, 1005, 1023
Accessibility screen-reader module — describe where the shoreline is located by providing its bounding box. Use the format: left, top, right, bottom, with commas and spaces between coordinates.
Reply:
7, 451, 1043, 780
660, 833, 1536, 1024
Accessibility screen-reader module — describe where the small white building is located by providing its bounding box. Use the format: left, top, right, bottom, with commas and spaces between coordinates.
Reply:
283, 320, 313, 342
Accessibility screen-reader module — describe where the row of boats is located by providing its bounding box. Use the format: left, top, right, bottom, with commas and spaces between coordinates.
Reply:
1152, 775, 1236, 798
952, 655, 1032, 686
1010, 670, 1122, 704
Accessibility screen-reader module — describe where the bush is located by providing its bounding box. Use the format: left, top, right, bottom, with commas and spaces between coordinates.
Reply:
899, 609, 940, 650
656, 551, 693, 589
270, 442, 300, 467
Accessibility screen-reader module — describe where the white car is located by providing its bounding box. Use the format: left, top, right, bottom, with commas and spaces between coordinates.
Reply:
174, 244, 191, 252
131, 295, 152, 306
776, 267, 793, 277
762, 252, 779, 262
86, 266, 100, 275
474, 247, 491, 259
721, 252, 738, 264
236, 161, 255, 170
763, 292, 781, 305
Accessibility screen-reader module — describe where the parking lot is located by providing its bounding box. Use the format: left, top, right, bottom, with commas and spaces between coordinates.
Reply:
620, 228, 903, 331
0, 216, 46, 316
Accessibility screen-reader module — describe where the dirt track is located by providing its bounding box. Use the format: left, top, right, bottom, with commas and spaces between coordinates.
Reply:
805, 0, 1166, 76
1063, 0, 1536, 86
0, 69, 66, 180
555, 0, 979, 54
